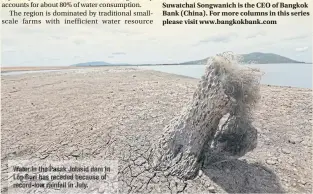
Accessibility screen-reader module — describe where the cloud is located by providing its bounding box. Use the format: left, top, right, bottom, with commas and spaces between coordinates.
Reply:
246, 31, 266, 39
2, 48, 15, 53
112, 52, 126, 55
50, 36, 67, 40
198, 33, 238, 44
295, 46, 309, 52
282, 34, 311, 41
73, 39, 85, 45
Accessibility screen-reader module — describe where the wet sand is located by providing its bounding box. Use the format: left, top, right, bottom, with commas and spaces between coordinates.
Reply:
1, 67, 312, 193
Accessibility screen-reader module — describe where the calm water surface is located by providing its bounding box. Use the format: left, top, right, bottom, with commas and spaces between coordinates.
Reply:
140, 63, 312, 89
2, 63, 312, 88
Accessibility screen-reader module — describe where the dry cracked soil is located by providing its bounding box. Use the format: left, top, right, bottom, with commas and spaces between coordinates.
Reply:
1, 67, 312, 193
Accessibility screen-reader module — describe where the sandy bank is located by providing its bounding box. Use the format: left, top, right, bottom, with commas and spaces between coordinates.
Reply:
1, 67, 312, 193
1, 66, 81, 73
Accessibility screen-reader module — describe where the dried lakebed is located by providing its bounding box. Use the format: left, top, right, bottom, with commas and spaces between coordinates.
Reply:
1, 67, 312, 193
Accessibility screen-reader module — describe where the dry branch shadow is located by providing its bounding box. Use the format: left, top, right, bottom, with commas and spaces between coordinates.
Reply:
202, 159, 285, 193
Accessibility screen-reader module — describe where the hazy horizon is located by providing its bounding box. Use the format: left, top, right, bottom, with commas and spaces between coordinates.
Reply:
1, 51, 312, 67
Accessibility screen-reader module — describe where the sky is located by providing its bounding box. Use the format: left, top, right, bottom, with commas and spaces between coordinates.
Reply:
1, 0, 312, 66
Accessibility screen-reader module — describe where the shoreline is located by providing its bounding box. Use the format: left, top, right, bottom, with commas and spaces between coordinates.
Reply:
2, 61, 312, 72
1, 66, 89, 73
1, 66, 311, 90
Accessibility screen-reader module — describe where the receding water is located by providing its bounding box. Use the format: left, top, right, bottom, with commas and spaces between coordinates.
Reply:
2, 63, 312, 88
140, 63, 312, 89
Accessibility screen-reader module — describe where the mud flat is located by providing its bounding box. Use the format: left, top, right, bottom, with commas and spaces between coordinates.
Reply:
1, 67, 312, 193
1, 66, 87, 73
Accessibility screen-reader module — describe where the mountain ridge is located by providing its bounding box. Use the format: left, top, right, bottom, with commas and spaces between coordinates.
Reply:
71, 52, 305, 66
179, 52, 305, 65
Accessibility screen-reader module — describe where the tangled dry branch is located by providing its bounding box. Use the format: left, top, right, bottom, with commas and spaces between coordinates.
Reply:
150, 53, 262, 180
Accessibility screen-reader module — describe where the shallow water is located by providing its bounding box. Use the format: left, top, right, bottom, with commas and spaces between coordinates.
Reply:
2, 63, 312, 88
140, 63, 312, 89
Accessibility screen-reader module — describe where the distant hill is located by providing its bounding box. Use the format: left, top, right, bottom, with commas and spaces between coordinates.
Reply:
72, 61, 131, 66
179, 52, 304, 65
72, 61, 112, 67
70, 52, 305, 67
241, 52, 304, 64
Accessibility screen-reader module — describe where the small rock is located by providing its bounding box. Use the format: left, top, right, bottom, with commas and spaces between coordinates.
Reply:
299, 180, 306, 185
292, 182, 297, 187
302, 140, 312, 147
134, 157, 146, 166
225, 168, 230, 173
40, 154, 49, 159
208, 186, 216, 193
164, 171, 170, 176
71, 150, 80, 157
266, 159, 277, 165
97, 185, 106, 193
288, 136, 303, 144
198, 170, 203, 177
256, 127, 263, 133
132, 75, 136, 78
61, 141, 69, 145
281, 148, 291, 154
264, 138, 271, 145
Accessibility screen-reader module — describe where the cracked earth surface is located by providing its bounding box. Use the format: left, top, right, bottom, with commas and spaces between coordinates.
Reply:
1, 67, 312, 193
